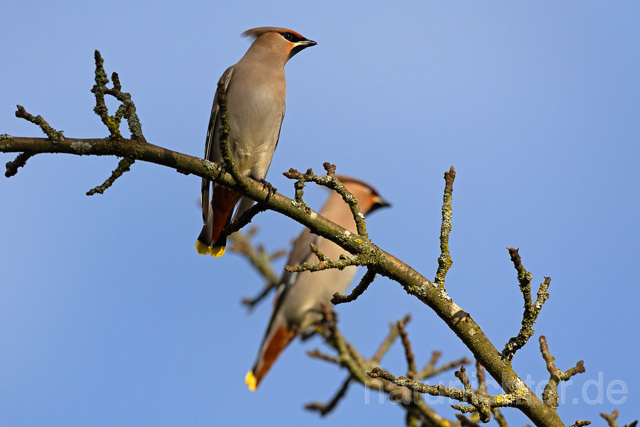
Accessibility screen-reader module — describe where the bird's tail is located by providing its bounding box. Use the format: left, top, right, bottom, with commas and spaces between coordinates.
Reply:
246, 324, 296, 391
196, 185, 241, 257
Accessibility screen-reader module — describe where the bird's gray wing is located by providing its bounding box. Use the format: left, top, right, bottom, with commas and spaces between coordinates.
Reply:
201, 66, 234, 222
269, 228, 320, 321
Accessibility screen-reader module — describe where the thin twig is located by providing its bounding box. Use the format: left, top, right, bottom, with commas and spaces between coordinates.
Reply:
368, 367, 523, 415
227, 228, 285, 311
371, 315, 411, 364
397, 318, 417, 379
15, 105, 64, 143
539, 335, 585, 409
285, 248, 364, 273
223, 201, 268, 236
434, 166, 455, 287
331, 268, 377, 305
417, 356, 472, 381
476, 362, 509, 427
599, 409, 638, 427
305, 375, 352, 416
307, 349, 341, 365
502, 248, 551, 361
86, 156, 135, 195
5, 151, 34, 178
456, 414, 482, 426
417, 351, 441, 379
284, 165, 369, 239
85, 51, 144, 194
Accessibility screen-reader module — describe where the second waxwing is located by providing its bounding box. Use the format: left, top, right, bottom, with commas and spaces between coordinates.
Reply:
245, 176, 391, 391
197, 27, 317, 257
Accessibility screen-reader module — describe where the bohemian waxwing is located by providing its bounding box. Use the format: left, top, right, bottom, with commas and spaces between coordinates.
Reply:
197, 27, 317, 257
245, 176, 391, 391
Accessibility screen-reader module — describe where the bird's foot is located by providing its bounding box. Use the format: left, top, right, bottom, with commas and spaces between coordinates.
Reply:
259, 178, 277, 200
311, 306, 338, 337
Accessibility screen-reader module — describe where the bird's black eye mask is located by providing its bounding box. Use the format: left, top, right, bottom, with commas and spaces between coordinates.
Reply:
280, 32, 304, 43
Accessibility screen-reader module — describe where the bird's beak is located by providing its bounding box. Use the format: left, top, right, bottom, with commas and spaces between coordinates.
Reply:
369, 196, 391, 214
289, 39, 317, 59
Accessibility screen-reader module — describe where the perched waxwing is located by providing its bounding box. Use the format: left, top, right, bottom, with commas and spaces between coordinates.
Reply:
197, 27, 317, 257
245, 176, 391, 391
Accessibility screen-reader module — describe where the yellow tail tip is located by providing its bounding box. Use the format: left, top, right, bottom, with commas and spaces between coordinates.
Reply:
245, 370, 258, 391
209, 245, 226, 257
195, 240, 210, 255
195, 241, 225, 257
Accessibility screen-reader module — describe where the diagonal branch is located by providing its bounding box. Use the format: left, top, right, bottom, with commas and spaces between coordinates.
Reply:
1, 50, 574, 427
1, 130, 566, 426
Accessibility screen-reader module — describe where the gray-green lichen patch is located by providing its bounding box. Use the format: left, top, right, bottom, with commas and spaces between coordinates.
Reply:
71, 141, 93, 154
0, 134, 12, 149
201, 159, 216, 170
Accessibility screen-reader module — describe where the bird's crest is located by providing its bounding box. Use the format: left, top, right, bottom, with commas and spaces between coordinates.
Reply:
241, 27, 303, 40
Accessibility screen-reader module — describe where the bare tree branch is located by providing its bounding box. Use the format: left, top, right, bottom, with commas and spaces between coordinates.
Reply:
1, 50, 589, 427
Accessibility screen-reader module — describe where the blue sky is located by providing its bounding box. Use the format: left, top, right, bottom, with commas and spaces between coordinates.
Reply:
1, 1, 639, 426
